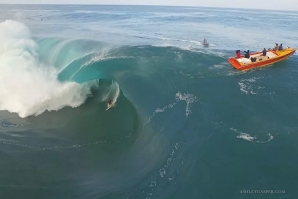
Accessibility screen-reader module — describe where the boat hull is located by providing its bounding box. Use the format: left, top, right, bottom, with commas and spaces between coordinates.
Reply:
228, 48, 296, 70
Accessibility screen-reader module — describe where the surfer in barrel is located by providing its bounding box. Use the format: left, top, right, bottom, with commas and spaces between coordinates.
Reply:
106, 99, 114, 110
107, 99, 112, 105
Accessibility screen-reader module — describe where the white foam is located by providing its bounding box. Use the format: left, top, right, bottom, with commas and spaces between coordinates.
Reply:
237, 133, 257, 142
212, 64, 226, 69
175, 91, 198, 117
143, 102, 177, 126
256, 133, 274, 144
0, 20, 91, 118
230, 128, 274, 143
154, 35, 202, 46
210, 62, 229, 70
238, 77, 264, 95
143, 91, 198, 126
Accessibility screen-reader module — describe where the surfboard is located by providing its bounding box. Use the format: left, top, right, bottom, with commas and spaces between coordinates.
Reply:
106, 102, 115, 110
203, 42, 209, 46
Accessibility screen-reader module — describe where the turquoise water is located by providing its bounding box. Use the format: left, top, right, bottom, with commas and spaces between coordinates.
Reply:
0, 4, 297, 199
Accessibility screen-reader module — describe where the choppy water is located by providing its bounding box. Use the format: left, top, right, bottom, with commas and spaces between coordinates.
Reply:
0, 4, 297, 199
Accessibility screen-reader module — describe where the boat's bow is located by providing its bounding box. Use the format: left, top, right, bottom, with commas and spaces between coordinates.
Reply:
275, 47, 296, 57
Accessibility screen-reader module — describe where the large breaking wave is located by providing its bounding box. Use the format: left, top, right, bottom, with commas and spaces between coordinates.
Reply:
0, 20, 231, 119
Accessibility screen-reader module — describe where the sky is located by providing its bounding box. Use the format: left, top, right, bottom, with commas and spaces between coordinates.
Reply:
1, 0, 298, 11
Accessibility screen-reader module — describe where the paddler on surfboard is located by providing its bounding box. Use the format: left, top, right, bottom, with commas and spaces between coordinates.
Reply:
203, 38, 209, 46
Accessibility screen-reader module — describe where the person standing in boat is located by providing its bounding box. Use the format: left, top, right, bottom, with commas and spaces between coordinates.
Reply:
273, 43, 278, 51
262, 48, 267, 56
236, 50, 241, 58
244, 50, 250, 58
278, 44, 283, 50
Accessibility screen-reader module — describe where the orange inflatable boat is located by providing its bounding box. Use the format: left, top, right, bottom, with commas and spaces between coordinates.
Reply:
228, 48, 296, 70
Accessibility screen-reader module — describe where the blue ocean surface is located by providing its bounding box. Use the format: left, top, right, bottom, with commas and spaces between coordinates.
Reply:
0, 4, 297, 199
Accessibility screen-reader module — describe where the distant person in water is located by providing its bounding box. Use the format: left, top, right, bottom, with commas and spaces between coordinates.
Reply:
203, 38, 208, 46
262, 48, 267, 56
244, 50, 250, 58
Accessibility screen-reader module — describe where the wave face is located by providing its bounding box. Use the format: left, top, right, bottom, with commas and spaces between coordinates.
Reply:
1, 5, 298, 199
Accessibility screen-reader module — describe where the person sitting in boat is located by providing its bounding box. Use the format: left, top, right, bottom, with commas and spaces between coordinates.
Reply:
262, 48, 267, 56
244, 50, 250, 58
278, 44, 283, 50
236, 50, 241, 58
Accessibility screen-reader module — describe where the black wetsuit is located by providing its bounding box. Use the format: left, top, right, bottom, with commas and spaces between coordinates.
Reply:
244, 50, 250, 58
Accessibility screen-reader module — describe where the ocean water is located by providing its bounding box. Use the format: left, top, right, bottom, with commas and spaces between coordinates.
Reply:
0, 4, 298, 199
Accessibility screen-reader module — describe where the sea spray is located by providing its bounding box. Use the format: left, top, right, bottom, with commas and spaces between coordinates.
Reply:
0, 20, 92, 118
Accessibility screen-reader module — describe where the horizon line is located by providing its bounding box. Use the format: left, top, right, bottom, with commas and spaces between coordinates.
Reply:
0, 3, 297, 12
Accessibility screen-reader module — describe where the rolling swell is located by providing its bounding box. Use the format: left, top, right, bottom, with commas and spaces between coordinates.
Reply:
58, 44, 231, 86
